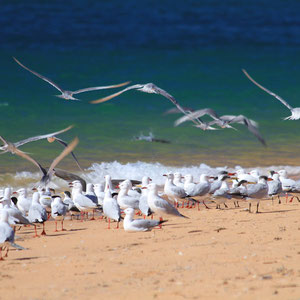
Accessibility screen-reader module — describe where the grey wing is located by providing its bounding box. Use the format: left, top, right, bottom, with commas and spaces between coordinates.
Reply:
163, 107, 194, 115
54, 138, 83, 171
14, 125, 73, 147
90, 84, 143, 104
242, 69, 293, 110
53, 168, 87, 192
242, 117, 266, 146
28, 206, 47, 222
47, 137, 79, 177
174, 108, 219, 127
14, 148, 47, 175
131, 219, 160, 230
72, 81, 131, 94
221, 115, 258, 127
13, 57, 64, 93
154, 199, 181, 216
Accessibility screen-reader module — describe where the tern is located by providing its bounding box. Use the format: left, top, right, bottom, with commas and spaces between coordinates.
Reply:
13, 57, 130, 101
243, 69, 300, 120
0, 125, 74, 173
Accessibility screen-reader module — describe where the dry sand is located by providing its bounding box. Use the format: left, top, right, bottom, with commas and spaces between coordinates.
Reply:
1, 199, 300, 300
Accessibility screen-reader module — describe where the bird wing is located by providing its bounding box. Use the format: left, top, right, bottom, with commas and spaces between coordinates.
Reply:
14, 125, 73, 147
14, 148, 47, 175
13, 57, 64, 93
241, 116, 266, 146
174, 108, 220, 127
242, 69, 293, 111
54, 137, 83, 171
47, 137, 79, 178
90, 84, 143, 104
220, 115, 258, 127
131, 219, 160, 230
72, 81, 131, 94
53, 168, 87, 192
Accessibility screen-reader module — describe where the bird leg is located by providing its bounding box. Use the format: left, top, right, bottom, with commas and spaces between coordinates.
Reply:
289, 196, 294, 203
159, 217, 163, 229
115, 221, 119, 229
256, 203, 260, 213
203, 201, 210, 209
33, 225, 39, 238
54, 221, 58, 232
271, 196, 274, 205
248, 203, 251, 213
90, 210, 95, 220
285, 193, 288, 203
0, 247, 3, 261
4, 248, 9, 258
151, 215, 153, 220
181, 200, 185, 208
197, 202, 200, 211
224, 203, 228, 208
41, 223, 46, 236
47, 212, 51, 220
107, 218, 111, 230
277, 195, 281, 204
80, 212, 84, 222
61, 220, 66, 231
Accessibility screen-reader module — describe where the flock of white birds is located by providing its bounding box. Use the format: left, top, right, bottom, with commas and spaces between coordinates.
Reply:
0, 57, 299, 260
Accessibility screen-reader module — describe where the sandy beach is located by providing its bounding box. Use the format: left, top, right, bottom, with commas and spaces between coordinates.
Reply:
1, 198, 299, 300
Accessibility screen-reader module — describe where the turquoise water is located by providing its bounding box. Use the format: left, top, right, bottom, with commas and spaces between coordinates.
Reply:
1, 1, 300, 176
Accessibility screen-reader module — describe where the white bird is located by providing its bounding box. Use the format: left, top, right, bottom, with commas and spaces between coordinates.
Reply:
28, 192, 47, 236
147, 183, 187, 220
123, 208, 166, 232
94, 183, 105, 205
103, 185, 121, 229
277, 170, 296, 192
16, 188, 31, 215
212, 178, 231, 209
117, 181, 140, 210
184, 174, 211, 209
0, 188, 31, 226
209, 172, 230, 194
51, 197, 67, 231
173, 172, 184, 189
71, 181, 101, 221
138, 176, 152, 217
90, 83, 198, 125
268, 172, 283, 204
62, 191, 80, 219
163, 172, 187, 207
243, 69, 300, 120
236, 169, 259, 183
13, 57, 130, 101
0, 210, 25, 260
236, 176, 270, 213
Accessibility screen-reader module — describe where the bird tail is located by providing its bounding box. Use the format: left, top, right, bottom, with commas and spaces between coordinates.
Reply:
179, 213, 189, 219
159, 219, 168, 225
10, 242, 26, 250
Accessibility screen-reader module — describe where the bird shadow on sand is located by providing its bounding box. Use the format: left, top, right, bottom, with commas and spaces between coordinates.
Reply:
45, 233, 70, 237
256, 209, 298, 214
13, 256, 41, 261
68, 228, 87, 232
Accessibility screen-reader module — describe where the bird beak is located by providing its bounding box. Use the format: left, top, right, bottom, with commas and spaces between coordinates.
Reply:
230, 177, 238, 180
228, 172, 236, 176
247, 182, 256, 184
135, 184, 142, 188
32, 187, 37, 191
149, 178, 152, 181
267, 178, 273, 181
141, 187, 147, 189
163, 174, 167, 176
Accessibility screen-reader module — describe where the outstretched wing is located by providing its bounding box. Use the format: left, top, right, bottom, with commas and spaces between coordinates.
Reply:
13, 57, 64, 93
90, 84, 143, 104
242, 69, 293, 111
14, 148, 47, 175
14, 125, 73, 147
174, 108, 220, 127
54, 137, 83, 171
72, 81, 131, 95
47, 137, 79, 177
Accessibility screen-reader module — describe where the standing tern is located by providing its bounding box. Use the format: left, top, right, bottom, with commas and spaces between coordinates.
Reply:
13, 57, 130, 101
243, 69, 300, 120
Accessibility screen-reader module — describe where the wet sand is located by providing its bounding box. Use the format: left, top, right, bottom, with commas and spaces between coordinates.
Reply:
1, 199, 300, 300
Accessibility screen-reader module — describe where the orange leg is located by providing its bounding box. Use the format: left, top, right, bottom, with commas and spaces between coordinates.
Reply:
54, 221, 58, 232
107, 218, 111, 229
33, 225, 39, 238
0, 247, 4, 261
41, 223, 47, 236
61, 220, 66, 231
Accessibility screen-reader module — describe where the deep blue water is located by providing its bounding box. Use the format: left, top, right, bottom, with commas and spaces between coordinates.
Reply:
1, 0, 300, 174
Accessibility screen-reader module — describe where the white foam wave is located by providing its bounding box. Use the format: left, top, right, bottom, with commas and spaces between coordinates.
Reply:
1, 161, 300, 189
